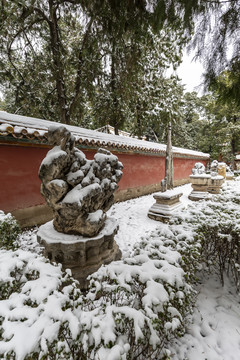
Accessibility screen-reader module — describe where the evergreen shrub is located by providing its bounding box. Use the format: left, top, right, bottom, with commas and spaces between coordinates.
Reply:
0, 211, 21, 250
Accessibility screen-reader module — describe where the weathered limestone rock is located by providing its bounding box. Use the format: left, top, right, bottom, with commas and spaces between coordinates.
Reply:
210, 160, 219, 177
38, 125, 123, 288
208, 160, 225, 193
148, 189, 183, 222
39, 125, 123, 237
192, 162, 206, 175
37, 218, 121, 289
226, 165, 234, 180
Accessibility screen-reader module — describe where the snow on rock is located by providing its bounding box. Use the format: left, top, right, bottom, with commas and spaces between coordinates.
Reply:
39, 127, 123, 237
40, 145, 67, 167
62, 183, 101, 205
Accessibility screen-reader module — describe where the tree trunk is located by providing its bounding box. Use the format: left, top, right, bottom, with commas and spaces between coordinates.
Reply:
110, 41, 119, 136
165, 121, 173, 189
48, 0, 69, 124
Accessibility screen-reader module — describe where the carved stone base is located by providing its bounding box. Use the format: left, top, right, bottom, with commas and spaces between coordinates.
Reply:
188, 191, 211, 201
148, 190, 183, 223
37, 218, 121, 289
208, 176, 225, 194
189, 175, 211, 201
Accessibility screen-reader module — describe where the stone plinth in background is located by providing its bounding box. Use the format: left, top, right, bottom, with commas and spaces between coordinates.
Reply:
208, 175, 225, 194
189, 174, 211, 201
148, 190, 183, 222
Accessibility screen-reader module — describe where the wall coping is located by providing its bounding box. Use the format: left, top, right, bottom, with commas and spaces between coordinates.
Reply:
0, 111, 209, 159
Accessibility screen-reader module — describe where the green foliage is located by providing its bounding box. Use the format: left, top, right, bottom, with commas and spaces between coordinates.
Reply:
173, 181, 240, 293
192, 1, 240, 107
196, 222, 240, 290
0, 0, 189, 133
204, 88, 240, 163
0, 211, 21, 250
0, 1, 102, 124
0, 222, 200, 359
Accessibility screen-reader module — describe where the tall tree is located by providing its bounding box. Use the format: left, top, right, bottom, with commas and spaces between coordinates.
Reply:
0, 1, 102, 124
0, 0, 195, 127
120, 27, 185, 141
204, 92, 240, 164
190, 0, 240, 105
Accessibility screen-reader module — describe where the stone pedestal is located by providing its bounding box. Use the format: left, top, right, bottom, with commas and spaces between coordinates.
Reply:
208, 175, 225, 194
226, 173, 234, 180
37, 218, 121, 289
189, 174, 211, 201
148, 190, 183, 222
218, 163, 226, 178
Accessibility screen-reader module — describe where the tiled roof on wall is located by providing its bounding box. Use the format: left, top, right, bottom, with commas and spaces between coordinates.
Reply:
0, 111, 209, 159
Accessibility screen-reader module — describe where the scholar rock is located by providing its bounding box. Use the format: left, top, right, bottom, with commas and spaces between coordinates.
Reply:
39, 125, 123, 237
192, 162, 206, 175
210, 160, 218, 176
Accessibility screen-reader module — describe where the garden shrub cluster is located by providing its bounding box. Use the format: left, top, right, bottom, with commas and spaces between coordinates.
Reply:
171, 180, 240, 291
0, 223, 200, 359
0, 211, 21, 250
0, 180, 240, 359
195, 184, 240, 290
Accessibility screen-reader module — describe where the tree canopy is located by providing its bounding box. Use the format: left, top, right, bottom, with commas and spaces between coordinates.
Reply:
1, 0, 240, 164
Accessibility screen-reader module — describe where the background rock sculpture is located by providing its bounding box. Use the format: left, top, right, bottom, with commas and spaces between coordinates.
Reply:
192, 162, 206, 175
39, 125, 123, 237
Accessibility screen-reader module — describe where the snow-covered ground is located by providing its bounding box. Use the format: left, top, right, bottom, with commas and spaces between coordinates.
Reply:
170, 272, 240, 360
1, 180, 240, 359
108, 183, 193, 256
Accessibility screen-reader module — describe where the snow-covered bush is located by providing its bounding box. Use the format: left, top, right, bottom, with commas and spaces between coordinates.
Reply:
82, 224, 200, 359
193, 184, 240, 290
0, 211, 21, 250
0, 249, 81, 359
0, 224, 201, 360
171, 181, 240, 292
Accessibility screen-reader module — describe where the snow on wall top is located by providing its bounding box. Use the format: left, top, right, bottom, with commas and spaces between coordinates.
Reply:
0, 111, 209, 159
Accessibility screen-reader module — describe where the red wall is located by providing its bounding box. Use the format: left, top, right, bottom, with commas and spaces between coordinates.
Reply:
173, 157, 202, 180
0, 145, 48, 212
0, 144, 207, 212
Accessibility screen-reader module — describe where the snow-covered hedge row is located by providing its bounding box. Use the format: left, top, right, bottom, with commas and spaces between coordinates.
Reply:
172, 180, 240, 292
0, 224, 200, 359
85, 224, 200, 359
195, 183, 240, 290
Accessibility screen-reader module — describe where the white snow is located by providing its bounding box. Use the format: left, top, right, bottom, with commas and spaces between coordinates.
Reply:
170, 272, 240, 360
38, 217, 118, 245
40, 146, 67, 167
62, 183, 100, 204
211, 175, 224, 180
190, 174, 211, 178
